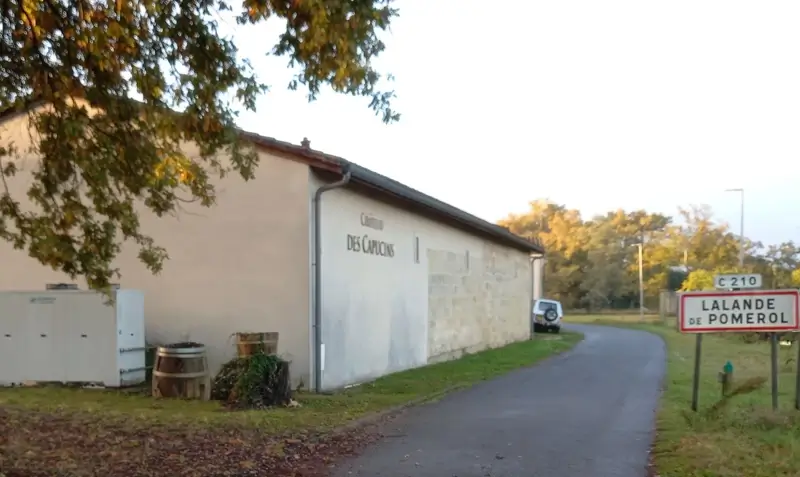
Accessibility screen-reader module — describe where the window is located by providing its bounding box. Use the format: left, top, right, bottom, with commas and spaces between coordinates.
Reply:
414, 236, 420, 264
538, 302, 557, 313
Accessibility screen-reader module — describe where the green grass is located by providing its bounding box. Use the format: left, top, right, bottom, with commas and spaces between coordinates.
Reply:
0, 332, 582, 434
565, 314, 800, 477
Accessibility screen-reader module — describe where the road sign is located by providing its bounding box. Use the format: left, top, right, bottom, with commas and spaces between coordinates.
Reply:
679, 289, 800, 333
713, 273, 762, 290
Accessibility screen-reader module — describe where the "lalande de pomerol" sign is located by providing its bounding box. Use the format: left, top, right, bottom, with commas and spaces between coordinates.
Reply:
679, 290, 800, 333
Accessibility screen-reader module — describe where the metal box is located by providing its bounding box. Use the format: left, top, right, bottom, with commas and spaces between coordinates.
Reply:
0, 289, 146, 387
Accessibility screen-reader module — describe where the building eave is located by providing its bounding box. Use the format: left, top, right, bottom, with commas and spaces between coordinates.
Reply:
0, 100, 544, 254
250, 137, 544, 254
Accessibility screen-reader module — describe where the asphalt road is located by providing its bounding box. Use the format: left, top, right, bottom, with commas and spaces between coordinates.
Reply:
332, 324, 666, 477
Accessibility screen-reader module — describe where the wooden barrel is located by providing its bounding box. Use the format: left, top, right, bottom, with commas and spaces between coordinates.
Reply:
236, 332, 278, 357
151, 342, 210, 400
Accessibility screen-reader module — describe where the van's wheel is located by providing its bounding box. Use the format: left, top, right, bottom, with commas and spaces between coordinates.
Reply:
552, 327, 561, 334
533, 323, 544, 333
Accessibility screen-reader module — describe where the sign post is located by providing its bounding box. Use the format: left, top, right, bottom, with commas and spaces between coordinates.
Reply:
679, 285, 799, 411
771, 333, 779, 410
691, 333, 703, 411
796, 341, 800, 411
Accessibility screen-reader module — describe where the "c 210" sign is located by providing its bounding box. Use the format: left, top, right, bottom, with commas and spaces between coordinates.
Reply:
713, 273, 762, 290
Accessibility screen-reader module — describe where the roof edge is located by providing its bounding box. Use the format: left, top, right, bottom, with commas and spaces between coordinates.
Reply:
0, 99, 544, 254
253, 139, 544, 255
341, 162, 545, 254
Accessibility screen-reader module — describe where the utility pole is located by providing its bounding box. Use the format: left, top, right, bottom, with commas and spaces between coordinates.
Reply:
725, 188, 745, 267
632, 243, 644, 321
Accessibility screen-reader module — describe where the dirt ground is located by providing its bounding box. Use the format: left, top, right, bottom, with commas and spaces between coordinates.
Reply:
0, 407, 385, 477
0, 335, 582, 476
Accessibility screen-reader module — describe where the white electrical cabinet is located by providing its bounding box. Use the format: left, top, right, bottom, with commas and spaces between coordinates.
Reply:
0, 289, 146, 387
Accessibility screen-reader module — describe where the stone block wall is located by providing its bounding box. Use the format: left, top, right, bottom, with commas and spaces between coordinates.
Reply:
427, 242, 532, 362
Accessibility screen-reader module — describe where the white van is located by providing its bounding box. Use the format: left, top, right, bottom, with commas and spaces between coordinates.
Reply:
532, 298, 564, 333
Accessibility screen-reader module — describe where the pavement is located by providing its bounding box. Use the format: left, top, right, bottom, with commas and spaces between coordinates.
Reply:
332, 324, 666, 477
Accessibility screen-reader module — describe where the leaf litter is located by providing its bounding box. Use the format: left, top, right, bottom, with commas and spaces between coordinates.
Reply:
0, 407, 385, 477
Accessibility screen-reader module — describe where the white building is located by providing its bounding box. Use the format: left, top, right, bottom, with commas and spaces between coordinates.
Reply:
0, 106, 545, 391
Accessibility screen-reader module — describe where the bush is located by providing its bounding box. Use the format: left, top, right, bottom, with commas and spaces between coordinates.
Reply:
211, 353, 292, 409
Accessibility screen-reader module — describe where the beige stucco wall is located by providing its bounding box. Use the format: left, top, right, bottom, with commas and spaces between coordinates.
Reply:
0, 109, 313, 387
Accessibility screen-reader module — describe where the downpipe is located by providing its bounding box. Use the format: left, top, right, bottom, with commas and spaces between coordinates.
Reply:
312, 168, 351, 393
529, 254, 544, 337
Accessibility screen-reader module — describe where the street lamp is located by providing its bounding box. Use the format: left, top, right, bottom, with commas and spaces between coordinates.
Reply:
725, 188, 745, 267
631, 243, 644, 321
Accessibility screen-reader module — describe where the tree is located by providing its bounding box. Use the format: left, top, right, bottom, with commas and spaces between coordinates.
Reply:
679, 266, 744, 292
680, 269, 715, 291
677, 205, 740, 270
499, 200, 588, 308
500, 199, 794, 311
580, 216, 630, 310
600, 209, 671, 304
0, 0, 398, 290
791, 269, 800, 287
760, 242, 800, 288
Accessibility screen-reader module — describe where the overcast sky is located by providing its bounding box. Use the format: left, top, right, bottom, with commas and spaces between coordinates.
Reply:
227, 0, 800, 246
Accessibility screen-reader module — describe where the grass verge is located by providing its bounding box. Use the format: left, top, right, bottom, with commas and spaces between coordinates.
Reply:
0, 332, 582, 476
0, 332, 582, 433
565, 314, 800, 477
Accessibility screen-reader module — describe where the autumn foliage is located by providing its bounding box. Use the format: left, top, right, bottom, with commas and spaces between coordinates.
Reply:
0, 0, 397, 290
500, 200, 800, 310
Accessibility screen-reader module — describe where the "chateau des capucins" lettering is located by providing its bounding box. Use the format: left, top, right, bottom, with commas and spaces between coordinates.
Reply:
347, 234, 395, 258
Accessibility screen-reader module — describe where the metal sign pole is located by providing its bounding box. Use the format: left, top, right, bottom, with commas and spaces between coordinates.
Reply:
795, 340, 800, 411
770, 333, 779, 411
691, 334, 703, 412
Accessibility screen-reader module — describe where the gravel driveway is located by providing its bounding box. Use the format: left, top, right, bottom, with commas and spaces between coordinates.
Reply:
332, 324, 666, 477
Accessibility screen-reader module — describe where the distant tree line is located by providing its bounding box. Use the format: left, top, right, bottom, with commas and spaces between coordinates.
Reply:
499, 200, 800, 310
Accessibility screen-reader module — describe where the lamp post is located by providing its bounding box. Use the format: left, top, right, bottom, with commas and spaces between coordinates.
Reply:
632, 243, 644, 321
725, 188, 745, 267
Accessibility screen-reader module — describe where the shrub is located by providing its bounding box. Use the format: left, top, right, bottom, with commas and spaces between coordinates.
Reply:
211, 353, 292, 409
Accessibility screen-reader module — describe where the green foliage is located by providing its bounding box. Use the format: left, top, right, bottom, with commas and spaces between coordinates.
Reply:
0, 0, 397, 291
680, 266, 747, 291
666, 267, 689, 291
501, 200, 800, 310
792, 269, 800, 287
680, 269, 715, 291
211, 352, 291, 408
